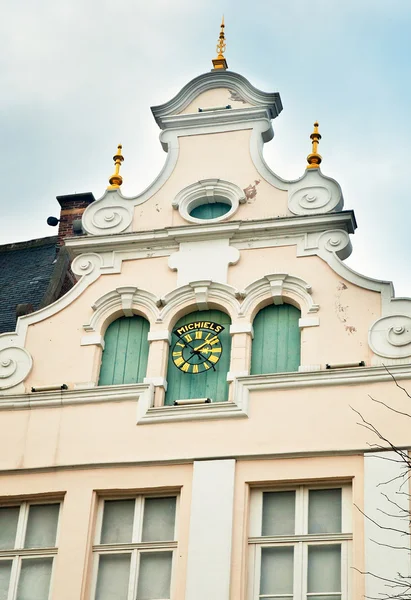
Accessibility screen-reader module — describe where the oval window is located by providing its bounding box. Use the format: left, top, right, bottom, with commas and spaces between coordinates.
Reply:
189, 202, 231, 220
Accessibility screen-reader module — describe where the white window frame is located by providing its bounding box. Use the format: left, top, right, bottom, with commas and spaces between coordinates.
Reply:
91, 493, 179, 600
0, 499, 62, 600
248, 483, 352, 600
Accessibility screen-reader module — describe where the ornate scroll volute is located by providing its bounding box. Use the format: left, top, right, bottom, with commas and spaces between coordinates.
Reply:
288, 169, 343, 216
0, 337, 33, 391
369, 315, 411, 359
81, 190, 133, 236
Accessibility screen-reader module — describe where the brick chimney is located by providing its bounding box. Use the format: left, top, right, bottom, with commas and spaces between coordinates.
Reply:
55, 192, 95, 247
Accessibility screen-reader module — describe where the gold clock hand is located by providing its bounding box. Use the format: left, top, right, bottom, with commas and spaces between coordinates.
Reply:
193, 336, 218, 351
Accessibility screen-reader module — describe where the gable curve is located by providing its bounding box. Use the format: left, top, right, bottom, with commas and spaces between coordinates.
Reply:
151, 70, 283, 126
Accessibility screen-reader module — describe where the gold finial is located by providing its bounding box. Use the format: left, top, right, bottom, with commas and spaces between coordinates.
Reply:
212, 16, 228, 70
108, 144, 124, 189
306, 122, 322, 169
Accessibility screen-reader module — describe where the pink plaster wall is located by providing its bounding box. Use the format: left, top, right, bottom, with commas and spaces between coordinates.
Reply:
0, 465, 192, 600
228, 246, 381, 366
0, 378, 409, 471
131, 130, 288, 232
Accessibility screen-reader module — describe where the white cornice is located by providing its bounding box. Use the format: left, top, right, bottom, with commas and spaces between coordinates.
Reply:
235, 363, 411, 392
151, 70, 283, 127
65, 212, 357, 256
0, 447, 406, 475
0, 383, 153, 410
1, 366, 411, 425
157, 107, 273, 134
138, 401, 248, 425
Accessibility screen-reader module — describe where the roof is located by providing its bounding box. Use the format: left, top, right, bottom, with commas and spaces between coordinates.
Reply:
0, 236, 58, 334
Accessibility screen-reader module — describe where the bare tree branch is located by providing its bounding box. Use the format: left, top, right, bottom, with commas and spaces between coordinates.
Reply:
354, 504, 410, 536
383, 365, 411, 400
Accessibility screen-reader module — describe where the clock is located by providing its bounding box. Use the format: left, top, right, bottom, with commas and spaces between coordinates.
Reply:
171, 320, 225, 374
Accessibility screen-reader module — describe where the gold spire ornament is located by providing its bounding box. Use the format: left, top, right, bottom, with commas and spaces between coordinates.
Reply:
107, 144, 124, 189
212, 17, 228, 70
306, 122, 322, 169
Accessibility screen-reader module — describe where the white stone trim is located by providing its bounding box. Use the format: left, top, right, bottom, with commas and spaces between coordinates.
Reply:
138, 400, 248, 424
151, 70, 282, 124
143, 376, 167, 390
227, 370, 249, 381
147, 330, 171, 344
0, 383, 153, 409
83, 286, 159, 333
298, 364, 322, 373
248, 115, 345, 216
299, 317, 320, 328
168, 241, 240, 287
1, 365, 411, 421
66, 212, 356, 255
232, 365, 411, 404
73, 382, 97, 390
159, 281, 241, 325
80, 334, 105, 348
157, 107, 274, 138
81, 140, 179, 236
369, 314, 411, 359
0, 344, 33, 391
229, 323, 254, 336
184, 459, 236, 600
364, 451, 411, 599
172, 178, 246, 224
288, 168, 344, 215
240, 274, 319, 318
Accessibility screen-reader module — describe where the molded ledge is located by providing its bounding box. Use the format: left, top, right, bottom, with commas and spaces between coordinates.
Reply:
137, 400, 248, 425
0, 383, 152, 409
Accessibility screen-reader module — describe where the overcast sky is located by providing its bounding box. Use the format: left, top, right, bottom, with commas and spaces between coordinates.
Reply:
1, 1, 410, 296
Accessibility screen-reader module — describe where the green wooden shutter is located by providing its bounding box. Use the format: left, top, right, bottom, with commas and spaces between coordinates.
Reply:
98, 316, 150, 386
251, 304, 301, 374
165, 310, 231, 405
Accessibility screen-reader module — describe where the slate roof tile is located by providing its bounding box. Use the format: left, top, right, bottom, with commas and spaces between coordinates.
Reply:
0, 236, 58, 333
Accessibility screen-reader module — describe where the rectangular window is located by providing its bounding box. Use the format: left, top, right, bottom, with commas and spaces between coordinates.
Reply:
249, 484, 351, 600
93, 495, 178, 600
0, 500, 61, 600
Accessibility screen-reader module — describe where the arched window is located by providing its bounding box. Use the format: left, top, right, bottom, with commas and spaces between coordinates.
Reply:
251, 304, 301, 375
165, 309, 231, 405
98, 316, 150, 386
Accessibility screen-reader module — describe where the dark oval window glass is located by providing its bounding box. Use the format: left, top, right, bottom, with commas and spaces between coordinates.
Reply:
189, 202, 231, 220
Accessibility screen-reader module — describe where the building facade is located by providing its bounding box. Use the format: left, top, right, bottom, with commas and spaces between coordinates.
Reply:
1, 41, 411, 600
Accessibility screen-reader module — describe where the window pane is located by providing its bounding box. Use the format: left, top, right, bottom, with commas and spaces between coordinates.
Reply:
16, 557, 53, 600
24, 504, 60, 548
262, 492, 295, 536
0, 561, 12, 600
308, 545, 341, 593
95, 554, 131, 600
308, 489, 342, 534
142, 498, 176, 542
0, 507, 19, 549
137, 552, 172, 600
260, 547, 294, 596
308, 596, 341, 600
101, 500, 134, 544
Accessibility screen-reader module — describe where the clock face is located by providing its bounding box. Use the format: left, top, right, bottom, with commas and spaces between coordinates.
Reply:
171, 321, 225, 374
